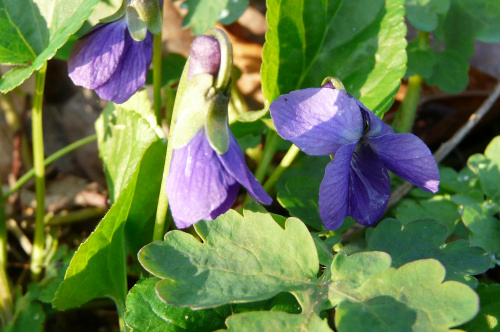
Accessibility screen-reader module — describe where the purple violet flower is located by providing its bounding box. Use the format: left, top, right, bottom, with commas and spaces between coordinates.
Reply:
67, 0, 163, 104
166, 33, 272, 229
270, 84, 440, 230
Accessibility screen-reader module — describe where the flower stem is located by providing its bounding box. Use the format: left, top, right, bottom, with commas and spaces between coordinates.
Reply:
243, 130, 281, 204
30, 62, 48, 282
263, 144, 301, 192
393, 74, 423, 133
5, 134, 97, 199
153, 33, 163, 124
152, 1, 164, 124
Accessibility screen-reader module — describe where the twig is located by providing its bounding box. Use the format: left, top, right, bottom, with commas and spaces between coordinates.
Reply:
6, 219, 32, 255
388, 80, 500, 208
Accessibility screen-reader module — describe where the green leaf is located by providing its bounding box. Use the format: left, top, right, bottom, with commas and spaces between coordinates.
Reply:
146, 53, 187, 87
2, 285, 45, 332
467, 136, 500, 200
405, 39, 435, 78
460, 283, 500, 331
0, 0, 101, 92
392, 195, 460, 235
427, 50, 469, 93
366, 219, 491, 287
262, 0, 407, 115
221, 311, 332, 332
405, 0, 450, 31
180, 0, 249, 35
52, 169, 139, 314
96, 90, 166, 257
277, 176, 324, 230
336, 296, 416, 332
125, 278, 228, 332
311, 233, 341, 267
330, 254, 480, 331
460, 200, 500, 260
125, 278, 302, 332
139, 206, 319, 308
439, 166, 479, 194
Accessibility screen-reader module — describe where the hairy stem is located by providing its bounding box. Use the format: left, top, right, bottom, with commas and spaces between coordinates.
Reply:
30, 62, 48, 281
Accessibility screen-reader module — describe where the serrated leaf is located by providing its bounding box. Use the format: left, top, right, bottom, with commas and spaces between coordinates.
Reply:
392, 195, 460, 235
405, 0, 450, 31
460, 283, 500, 331
220, 311, 332, 332
467, 136, 500, 200
0, 0, 100, 92
139, 206, 319, 309
330, 253, 480, 331
336, 296, 417, 332
366, 219, 491, 287
262, 0, 407, 115
96, 90, 166, 257
52, 169, 139, 314
180, 0, 248, 35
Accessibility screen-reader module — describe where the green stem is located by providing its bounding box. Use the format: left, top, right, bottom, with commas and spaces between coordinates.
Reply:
393, 74, 423, 133
153, 32, 163, 124
254, 131, 280, 182
5, 134, 97, 199
152, 0, 164, 124
243, 130, 281, 204
263, 144, 301, 192
30, 62, 47, 282
0, 261, 13, 327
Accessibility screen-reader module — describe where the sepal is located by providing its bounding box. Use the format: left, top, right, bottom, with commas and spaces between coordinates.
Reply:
128, 0, 163, 35
126, 6, 148, 41
100, 0, 127, 23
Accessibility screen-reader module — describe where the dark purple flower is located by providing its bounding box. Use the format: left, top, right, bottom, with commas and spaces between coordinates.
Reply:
166, 32, 272, 229
68, 18, 152, 104
270, 86, 439, 230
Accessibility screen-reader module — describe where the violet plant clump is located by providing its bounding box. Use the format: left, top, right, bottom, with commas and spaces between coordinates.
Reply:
68, 0, 162, 103
166, 30, 272, 229
270, 78, 440, 230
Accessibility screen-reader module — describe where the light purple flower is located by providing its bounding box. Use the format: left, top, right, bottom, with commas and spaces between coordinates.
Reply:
166, 33, 272, 229
270, 86, 440, 230
68, 18, 153, 104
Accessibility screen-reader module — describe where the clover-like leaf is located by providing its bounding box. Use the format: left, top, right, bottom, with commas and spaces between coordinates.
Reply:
405, 0, 450, 31
367, 219, 491, 287
467, 136, 500, 200
459, 283, 500, 331
392, 195, 460, 235
179, 0, 248, 35
262, 0, 407, 115
0, 0, 100, 92
220, 311, 332, 332
329, 253, 480, 331
139, 205, 319, 309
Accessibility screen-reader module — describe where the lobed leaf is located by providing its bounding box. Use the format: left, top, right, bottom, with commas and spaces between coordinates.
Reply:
139, 205, 319, 309
459, 283, 500, 331
405, 0, 450, 31
367, 218, 491, 287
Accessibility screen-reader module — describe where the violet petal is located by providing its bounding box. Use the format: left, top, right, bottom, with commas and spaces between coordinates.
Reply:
95, 31, 153, 103
368, 133, 440, 193
318, 142, 357, 230
166, 130, 238, 229
270, 88, 364, 155
217, 131, 272, 205
348, 142, 391, 226
68, 20, 127, 90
